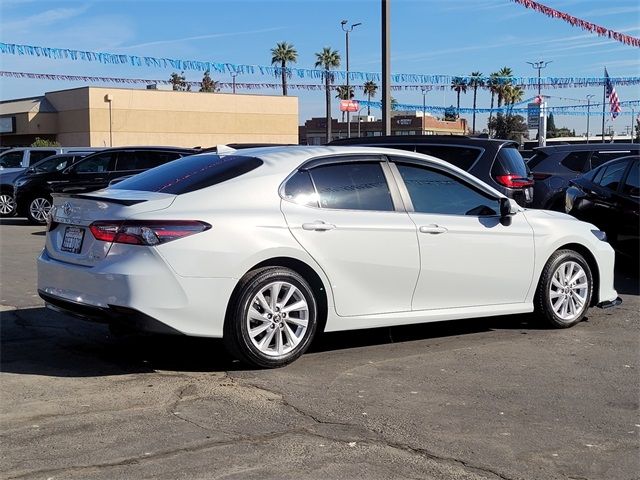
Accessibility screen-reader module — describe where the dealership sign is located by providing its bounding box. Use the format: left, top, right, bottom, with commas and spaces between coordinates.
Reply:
340, 100, 359, 112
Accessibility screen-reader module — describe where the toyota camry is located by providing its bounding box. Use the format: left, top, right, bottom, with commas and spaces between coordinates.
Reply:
38, 146, 621, 367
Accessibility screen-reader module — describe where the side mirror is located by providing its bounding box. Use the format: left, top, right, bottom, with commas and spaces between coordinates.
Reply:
499, 198, 511, 217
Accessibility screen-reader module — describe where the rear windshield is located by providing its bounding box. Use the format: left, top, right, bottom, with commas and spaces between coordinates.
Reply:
492, 147, 530, 178
110, 153, 263, 194
526, 151, 548, 170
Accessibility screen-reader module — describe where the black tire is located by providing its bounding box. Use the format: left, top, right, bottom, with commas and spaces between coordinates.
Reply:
224, 267, 318, 368
0, 191, 17, 217
26, 195, 53, 224
535, 249, 593, 328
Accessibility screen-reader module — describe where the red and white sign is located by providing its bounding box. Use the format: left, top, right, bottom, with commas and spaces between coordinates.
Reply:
339, 100, 359, 112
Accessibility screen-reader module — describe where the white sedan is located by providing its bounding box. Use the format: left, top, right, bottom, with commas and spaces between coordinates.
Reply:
38, 146, 620, 367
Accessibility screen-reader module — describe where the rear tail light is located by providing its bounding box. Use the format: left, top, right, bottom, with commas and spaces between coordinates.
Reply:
89, 220, 211, 245
495, 174, 534, 188
532, 172, 551, 181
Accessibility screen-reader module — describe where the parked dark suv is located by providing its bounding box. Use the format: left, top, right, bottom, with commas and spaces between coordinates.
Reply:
14, 147, 196, 224
329, 136, 534, 206
527, 143, 639, 210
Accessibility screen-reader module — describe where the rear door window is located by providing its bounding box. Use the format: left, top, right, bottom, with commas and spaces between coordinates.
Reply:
110, 153, 262, 194
308, 162, 394, 211
560, 151, 591, 172
526, 151, 549, 170
492, 147, 530, 177
414, 145, 481, 171
283, 171, 318, 207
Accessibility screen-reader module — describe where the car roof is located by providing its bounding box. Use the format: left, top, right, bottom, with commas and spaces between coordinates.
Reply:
535, 143, 640, 153
329, 135, 518, 148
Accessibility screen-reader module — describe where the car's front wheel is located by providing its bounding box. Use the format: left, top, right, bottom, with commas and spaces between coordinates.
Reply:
224, 267, 318, 368
27, 196, 53, 224
535, 249, 593, 328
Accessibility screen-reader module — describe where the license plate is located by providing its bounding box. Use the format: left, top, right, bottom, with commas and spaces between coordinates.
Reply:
61, 226, 85, 254
525, 188, 532, 202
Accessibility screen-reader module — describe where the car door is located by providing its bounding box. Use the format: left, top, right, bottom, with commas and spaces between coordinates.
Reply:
389, 157, 535, 311
56, 152, 115, 193
280, 156, 420, 317
582, 159, 629, 237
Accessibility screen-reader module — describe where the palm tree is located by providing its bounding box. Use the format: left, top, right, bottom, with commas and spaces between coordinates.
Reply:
450, 77, 467, 118
271, 42, 298, 96
468, 72, 484, 134
495, 67, 513, 108
315, 47, 341, 143
487, 72, 501, 133
335, 85, 354, 122
363, 81, 378, 116
505, 85, 524, 113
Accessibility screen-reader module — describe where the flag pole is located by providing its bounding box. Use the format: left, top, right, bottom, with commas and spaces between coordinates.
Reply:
601, 68, 606, 143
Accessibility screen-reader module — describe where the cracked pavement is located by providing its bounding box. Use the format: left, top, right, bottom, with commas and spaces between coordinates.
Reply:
1, 221, 639, 480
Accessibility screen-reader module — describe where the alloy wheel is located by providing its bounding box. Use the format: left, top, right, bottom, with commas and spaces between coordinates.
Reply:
549, 260, 589, 322
29, 197, 52, 223
0, 194, 16, 215
246, 281, 309, 357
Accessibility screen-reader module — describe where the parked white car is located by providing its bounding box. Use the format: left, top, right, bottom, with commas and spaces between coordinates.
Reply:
38, 146, 620, 367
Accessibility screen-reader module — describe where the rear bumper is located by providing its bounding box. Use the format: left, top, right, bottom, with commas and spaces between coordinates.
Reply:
39, 290, 182, 334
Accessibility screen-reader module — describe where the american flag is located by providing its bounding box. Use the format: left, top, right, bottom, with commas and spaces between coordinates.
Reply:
604, 68, 621, 119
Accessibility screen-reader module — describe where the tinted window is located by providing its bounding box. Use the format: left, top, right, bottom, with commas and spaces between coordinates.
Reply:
115, 151, 182, 171
32, 155, 75, 173
492, 147, 530, 178
561, 151, 591, 172
29, 150, 57, 164
526, 151, 549, 170
74, 153, 113, 173
0, 151, 24, 168
283, 171, 318, 207
590, 151, 633, 169
396, 163, 499, 216
111, 153, 262, 194
414, 145, 481, 171
622, 161, 639, 197
309, 162, 393, 211
595, 161, 627, 191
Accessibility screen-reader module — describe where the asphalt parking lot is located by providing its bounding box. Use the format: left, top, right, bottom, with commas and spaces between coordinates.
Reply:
1, 219, 638, 480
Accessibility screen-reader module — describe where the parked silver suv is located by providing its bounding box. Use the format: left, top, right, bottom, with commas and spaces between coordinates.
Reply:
528, 144, 639, 210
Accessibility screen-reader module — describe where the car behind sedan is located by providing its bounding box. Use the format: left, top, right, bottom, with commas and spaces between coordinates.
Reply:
38, 146, 620, 368
566, 155, 639, 259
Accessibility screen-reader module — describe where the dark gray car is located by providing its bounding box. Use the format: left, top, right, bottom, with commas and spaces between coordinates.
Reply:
528, 143, 639, 210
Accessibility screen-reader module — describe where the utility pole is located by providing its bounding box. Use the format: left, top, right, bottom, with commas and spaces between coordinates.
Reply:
527, 60, 552, 147
586, 94, 594, 144
341, 20, 361, 138
421, 86, 428, 134
231, 73, 237, 94
382, 0, 391, 136
631, 109, 635, 143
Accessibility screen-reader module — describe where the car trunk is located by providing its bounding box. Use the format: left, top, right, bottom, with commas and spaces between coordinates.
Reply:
46, 190, 176, 267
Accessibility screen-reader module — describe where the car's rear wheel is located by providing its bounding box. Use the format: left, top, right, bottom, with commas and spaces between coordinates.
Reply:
0, 192, 16, 217
224, 267, 318, 368
27, 196, 52, 224
535, 249, 593, 328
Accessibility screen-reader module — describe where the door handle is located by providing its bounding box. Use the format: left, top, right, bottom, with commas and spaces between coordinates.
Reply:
419, 224, 447, 234
302, 221, 336, 231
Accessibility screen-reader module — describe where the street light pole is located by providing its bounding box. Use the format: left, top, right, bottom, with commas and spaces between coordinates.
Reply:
357, 106, 366, 137
231, 73, 237, 94
527, 60, 552, 147
421, 86, 428, 135
341, 20, 361, 138
382, 0, 391, 136
586, 94, 595, 144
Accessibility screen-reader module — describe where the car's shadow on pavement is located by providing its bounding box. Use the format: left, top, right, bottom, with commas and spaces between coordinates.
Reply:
2, 269, 636, 378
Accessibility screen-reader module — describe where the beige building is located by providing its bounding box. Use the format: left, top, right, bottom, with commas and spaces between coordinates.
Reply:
0, 86, 298, 147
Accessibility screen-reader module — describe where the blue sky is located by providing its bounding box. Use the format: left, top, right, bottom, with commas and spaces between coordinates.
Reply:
1, 0, 639, 134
